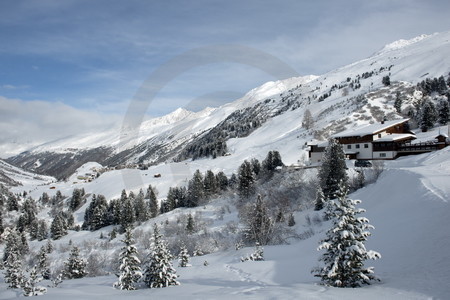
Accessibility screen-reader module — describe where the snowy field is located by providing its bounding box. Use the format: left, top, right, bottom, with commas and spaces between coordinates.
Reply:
2, 146, 449, 299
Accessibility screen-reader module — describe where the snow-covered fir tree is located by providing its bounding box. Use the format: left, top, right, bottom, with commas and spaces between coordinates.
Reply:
437, 99, 449, 125
37, 246, 51, 280
143, 224, 179, 288
63, 246, 88, 279
186, 170, 204, 207
185, 213, 195, 234
419, 100, 437, 132
50, 214, 67, 240
314, 186, 326, 211
318, 138, 349, 200
241, 194, 274, 245
178, 244, 190, 267
312, 183, 381, 287
22, 266, 47, 297
113, 228, 142, 290
238, 160, 256, 199
147, 185, 159, 218
4, 248, 24, 289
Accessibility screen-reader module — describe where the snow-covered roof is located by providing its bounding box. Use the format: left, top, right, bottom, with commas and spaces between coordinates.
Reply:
333, 119, 410, 138
372, 133, 416, 142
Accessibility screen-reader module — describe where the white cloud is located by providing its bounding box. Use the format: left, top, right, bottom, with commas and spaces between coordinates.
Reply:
0, 96, 120, 158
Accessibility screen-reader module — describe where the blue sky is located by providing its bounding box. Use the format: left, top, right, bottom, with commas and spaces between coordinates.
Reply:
1, 0, 450, 156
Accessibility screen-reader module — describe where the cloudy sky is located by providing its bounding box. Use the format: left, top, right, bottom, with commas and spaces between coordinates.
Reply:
1, 0, 450, 157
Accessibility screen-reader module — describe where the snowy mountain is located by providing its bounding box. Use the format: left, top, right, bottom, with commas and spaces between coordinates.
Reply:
1, 31, 450, 299
6, 31, 450, 180
0, 158, 55, 187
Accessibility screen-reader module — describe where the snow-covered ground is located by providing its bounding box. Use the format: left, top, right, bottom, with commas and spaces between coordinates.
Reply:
2, 145, 450, 299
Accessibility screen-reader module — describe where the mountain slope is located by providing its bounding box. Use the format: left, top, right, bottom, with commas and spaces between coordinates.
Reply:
6, 31, 450, 178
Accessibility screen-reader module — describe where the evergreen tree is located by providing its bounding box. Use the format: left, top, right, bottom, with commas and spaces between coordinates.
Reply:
394, 91, 403, 113
302, 109, 314, 130
238, 160, 256, 199
419, 100, 437, 132
186, 170, 204, 207
37, 246, 51, 280
241, 195, 274, 245
36, 220, 48, 241
437, 99, 449, 125
312, 184, 381, 287
113, 229, 142, 290
22, 266, 47, 296
216, 171, 229, 191
4, 249, 24, 289
134, 190, 149, 222
261, 151, 284, 178
143, 224, 179, 288
7, 193, 19, 211
147, 185, 159, 218
50, 214, 67, 240
144, 224, 179, 288
3, 229, 21, 262
250, 158, 261, 179
314, 187, 326, 211
178, 244, 190, 267
382, 75, 390, 86
166, 187, 178, 211
203, 170, 218, 197
185, 213, 195, 234
120, 196, 136, 230
318, 138, 349, 200
228, 173, 238, 189
69, 188, 84, 211
63, 246, 88, 279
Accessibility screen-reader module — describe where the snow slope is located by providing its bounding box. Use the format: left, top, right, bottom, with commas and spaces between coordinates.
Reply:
0, 159, 55, 187
2, 147, 450, 299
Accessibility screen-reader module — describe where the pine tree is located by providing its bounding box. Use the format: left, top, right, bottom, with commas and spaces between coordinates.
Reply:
216, 171, 229, 191
302, 109, 314, 130
241, 195, 274, 245
3, 228, 21, 262
185, 213, 195, 234
147, 185, 159, 218
120, 196, 136, 230
318, 138, 349, 201
50, 214, 67, 240
419, 100, 437, 132
203, 170, 218, 197
437, 99, 449, 125
143, 224, 179, 288
113, 229, 142, 290
69, 188, 83, 211
4, 248, 24, 289
394, 91, 403, 113
37, 246, 51, 280
22, 266, 47, 296
178, 244, 190, 267
238, 160, 256, 200
63, 246, 88, 279
134, 190, 149, 222
312, 184, 381, 287
382, 75, 390, 86
186, 170, 204, 207
314, 187, 326, 211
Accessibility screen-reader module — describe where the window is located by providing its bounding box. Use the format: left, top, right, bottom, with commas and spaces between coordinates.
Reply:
347, 145, 352, 149
378, 134, 382, 138
364, 144, 369, 148
356, 144, 360, 149
379, 153, 387, 158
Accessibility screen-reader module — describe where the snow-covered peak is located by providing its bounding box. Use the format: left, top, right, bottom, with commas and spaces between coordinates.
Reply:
376, 33, 433, 54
